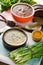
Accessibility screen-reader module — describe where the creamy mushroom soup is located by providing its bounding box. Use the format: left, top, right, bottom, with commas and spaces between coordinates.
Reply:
4, 29, 26, 45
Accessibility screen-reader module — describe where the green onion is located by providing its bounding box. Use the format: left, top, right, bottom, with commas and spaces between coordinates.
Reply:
9, 42, 43, 65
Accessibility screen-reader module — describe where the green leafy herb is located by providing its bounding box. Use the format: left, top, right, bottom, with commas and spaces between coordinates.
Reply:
0, 0, 37, 11
0, 0, 19, 11
20, 0, 37, 5
9, 42, 43, 65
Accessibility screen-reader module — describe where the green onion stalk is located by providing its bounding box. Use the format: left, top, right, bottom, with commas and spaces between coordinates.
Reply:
9, 42, 43, 65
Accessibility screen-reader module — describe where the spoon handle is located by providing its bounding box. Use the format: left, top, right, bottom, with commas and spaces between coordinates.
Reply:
0, 14, 6, 21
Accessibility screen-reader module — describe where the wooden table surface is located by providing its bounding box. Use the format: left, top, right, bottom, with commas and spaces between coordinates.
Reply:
40, 59, 43, 65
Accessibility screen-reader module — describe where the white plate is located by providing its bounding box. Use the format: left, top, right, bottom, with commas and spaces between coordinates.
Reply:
0, 54, 16, 65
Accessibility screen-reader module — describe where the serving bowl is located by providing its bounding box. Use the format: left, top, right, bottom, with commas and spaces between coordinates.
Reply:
32, 4, 43, 25
32, 30, 42, 42
11, 3, 34, 23
2, 28, 27, 50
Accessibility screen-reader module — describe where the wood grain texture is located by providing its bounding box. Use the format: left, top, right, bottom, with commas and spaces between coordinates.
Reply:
40, 59, 43, 65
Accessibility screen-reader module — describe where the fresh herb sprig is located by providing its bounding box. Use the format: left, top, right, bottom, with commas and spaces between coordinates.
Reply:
0, 0, 18, 11
0, 0, 37, 11
20, 0, 37, 5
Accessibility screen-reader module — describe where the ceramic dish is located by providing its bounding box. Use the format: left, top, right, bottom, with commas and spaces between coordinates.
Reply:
32, 30, 42, 42
11, 3, 34, 23
2, 28, 27, 50
32, 4, 43, 25
0, 55, 15, 65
